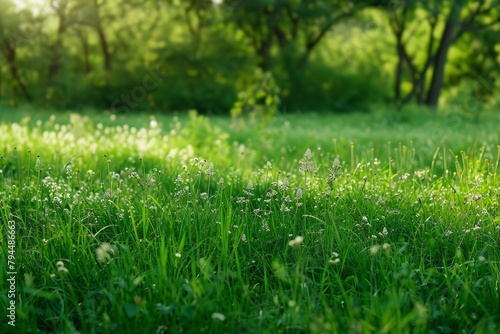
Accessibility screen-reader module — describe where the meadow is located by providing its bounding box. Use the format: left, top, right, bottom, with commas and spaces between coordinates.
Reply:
1, 108, 500, 333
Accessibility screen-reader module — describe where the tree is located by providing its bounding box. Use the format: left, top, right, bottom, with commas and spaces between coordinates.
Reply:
0, 0, 35, 102
379, 0, 500, 108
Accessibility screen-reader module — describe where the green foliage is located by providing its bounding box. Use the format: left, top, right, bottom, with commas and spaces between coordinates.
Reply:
0, 0, 499, 113
280, 55, 390, 112
230, 69, 281, 127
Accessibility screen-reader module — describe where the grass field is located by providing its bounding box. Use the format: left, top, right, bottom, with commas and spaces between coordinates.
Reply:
1, 108, 500, 333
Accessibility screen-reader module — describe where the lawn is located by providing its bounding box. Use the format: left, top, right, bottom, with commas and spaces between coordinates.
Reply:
1, 109, 499, 333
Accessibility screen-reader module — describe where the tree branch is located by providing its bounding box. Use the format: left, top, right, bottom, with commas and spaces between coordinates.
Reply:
284, 4, 299, 40
305, 11, 353, 52
184, 0, 196, 37
454, 0, 499, 41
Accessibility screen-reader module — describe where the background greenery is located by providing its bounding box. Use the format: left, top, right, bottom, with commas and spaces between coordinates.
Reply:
1, 1, 500, 332
0, 0, 499, 115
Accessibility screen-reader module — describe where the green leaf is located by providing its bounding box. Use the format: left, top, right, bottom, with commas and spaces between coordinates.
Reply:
156, 303, 176, 315
124, 303, 138, 318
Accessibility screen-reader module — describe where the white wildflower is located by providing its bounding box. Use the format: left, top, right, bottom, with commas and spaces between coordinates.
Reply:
288, 236, 304, 247
327, 158, 343, 189
295, 188, 303, 200
299, 149, 315, 172
205, 162, 216, 176
211, 313, 226, 321
266, 189, 278, 197
55, 261, 68, 275
96, 243, 116, 264
370, 244, 380, 255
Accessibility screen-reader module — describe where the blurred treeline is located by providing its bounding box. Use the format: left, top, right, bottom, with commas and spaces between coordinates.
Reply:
0, 0, 499, 114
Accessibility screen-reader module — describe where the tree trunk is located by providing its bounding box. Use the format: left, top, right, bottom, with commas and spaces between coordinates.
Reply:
10, 65, 32, 102
48, 14, 65, 83
394, 34, 404, 102
425, 5, 462, 107
257, 38, 272, 71
96, 26, 112, 71
92, 0, 112, 71
2, 38, 32, 102
77, 31, 91, 73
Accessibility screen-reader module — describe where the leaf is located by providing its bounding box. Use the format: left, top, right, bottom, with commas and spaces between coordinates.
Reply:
256, 90, 266, 98
124, 302, 138, 318
156, 303, 176, 315
181, 304, 194, 319
133, 276, 144, 287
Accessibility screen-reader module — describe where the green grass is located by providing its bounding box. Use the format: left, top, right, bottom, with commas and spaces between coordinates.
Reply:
1, 109, 500, 333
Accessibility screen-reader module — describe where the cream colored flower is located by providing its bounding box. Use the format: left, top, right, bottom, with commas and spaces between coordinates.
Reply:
289, 236, 304, 247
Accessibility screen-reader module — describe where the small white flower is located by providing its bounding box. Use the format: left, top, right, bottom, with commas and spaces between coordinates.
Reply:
295, 188, 303, 200
370, 244, 380, 255
96, 243, 116, 264
414, 170, 426, 178
211, 312, 226, 321
288, 236, 304, 247
298, 149, 315, 171
266, 189, 278, 197
58, 266, 69, 275
205, 162, 216, 176
55, 261, 68, 275
175, 253, 181, 258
